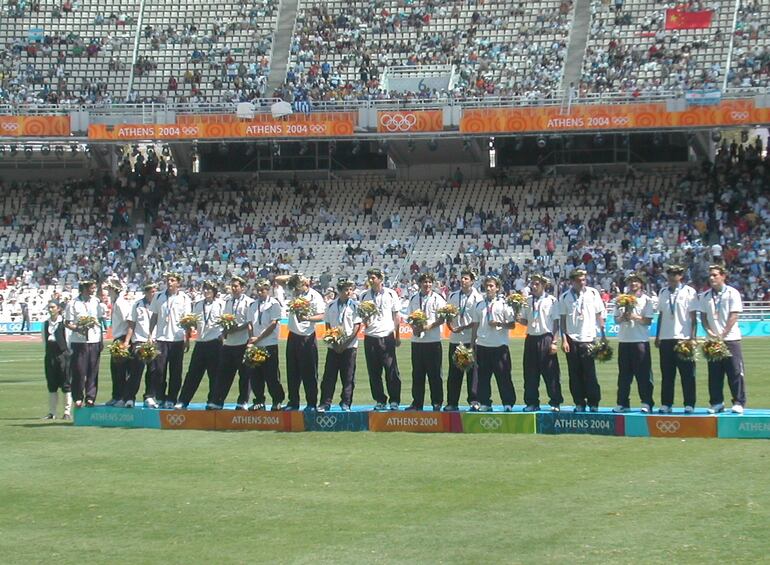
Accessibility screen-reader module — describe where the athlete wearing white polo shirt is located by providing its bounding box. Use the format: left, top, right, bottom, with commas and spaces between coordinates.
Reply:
406, 273, 446, 411
149, 272, 192, 408
319, 279, 362, 411
520, 274, 563, 411
124, 283, 157, 408
559, 269, 606, 412
64, 280, 106, 408
444, 269, 482, 411
278, 273, 326, 410
614, 273, 655, 413
105, 278, 133, 406
212, 276, 254, 410
470, 276, 516, 411
655, 265, 698, 413
360, 268, 401, 410
700, 265, 746, 414
177, 281, 224, 409
246, 278, 285, 411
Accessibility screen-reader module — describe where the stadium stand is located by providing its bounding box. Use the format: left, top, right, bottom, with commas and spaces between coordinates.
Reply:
284, 0, 575, 102
2, 138, 768, 323
727, 0, 769, 89
580, 0, 734, 96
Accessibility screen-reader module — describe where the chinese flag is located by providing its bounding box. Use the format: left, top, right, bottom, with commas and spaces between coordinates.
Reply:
665, 9, 713, 30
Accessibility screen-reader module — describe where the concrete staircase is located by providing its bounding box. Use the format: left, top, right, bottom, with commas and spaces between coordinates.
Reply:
267, 0, 300, 93
561, 0, 592, 94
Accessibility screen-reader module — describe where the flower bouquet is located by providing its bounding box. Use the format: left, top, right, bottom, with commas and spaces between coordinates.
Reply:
615, 293, 637, 316
589, 338, 614, 362
505, 292, 527, 315
243, 345, 270, 367
702, 339, 732, 362
323, 327, 345, 346
108, 341, 131, 361
436, 304, 460, 323
407, 310, 428, 336
216, 313, 238, 332
288, 297, 314, 319
674, 339, 699, 362
357, 300, 379, 324
452, 344, 475, 371
179, 313, 201, 331
76, 315, 98, 332
135, 341, 159, 364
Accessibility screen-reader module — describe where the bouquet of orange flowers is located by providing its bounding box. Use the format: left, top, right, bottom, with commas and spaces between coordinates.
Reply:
243, 345, 270, 367
357, 300, 378, 324
108, 341, 131, 361
407, 310, 428, 335
452, 344, 475, 370
323, 327, 345, 346
505, 292, 527, 314
135, 342, 159, 364
702, 339, 731, 362
436, 304, 460, 323
589, 338, 614, 362
288, 297, 313, 319
179, 313, 201, 331
216, 313, 238, 332
616, 294, 637, 315
674, 339, 699, 362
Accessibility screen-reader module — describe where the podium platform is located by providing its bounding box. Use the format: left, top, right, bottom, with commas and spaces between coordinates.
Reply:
72, 405, 770, 439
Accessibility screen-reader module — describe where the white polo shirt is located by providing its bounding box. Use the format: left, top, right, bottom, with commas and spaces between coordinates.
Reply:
472, 296, 513, 348
110, 294, 133, 339
250, 296, 282, 347
222, 293, 254, 346
700, 285, 743, 341
359, 286, 400, 338
64, 296, 105, 344
287, 288, 325, 336
325, 298, 363, 349
193, 298, 224, 342
151, 291, 192, 342
523, 293, 559, 336
408, 291, 446, 344
617, 293, 654, 343
658, 284, 699, 340
128, 298, 154, 343
559, 287, 606, 343
447, 287, 483, 344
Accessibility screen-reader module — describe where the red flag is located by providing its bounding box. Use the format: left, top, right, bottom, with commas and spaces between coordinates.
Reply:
665, 9, 713, 30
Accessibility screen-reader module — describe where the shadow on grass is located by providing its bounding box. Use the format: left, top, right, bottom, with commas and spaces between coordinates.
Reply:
10, 421, 74, 428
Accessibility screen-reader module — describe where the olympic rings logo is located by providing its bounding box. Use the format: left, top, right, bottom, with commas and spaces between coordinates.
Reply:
1, 122, 19, 131
315, 415, 338, 428
479, 416, 503, 430
309, 124, 326, 133
165, 414, 186, 426
655, 420, 681, 433
730, 111, 749, 120
380, 112, 417, 132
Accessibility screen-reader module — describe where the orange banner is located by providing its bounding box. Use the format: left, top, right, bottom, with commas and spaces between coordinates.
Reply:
215, 410, 304, 431
160, 410, 216, 430
369, 412, 459, 432
0, 115, 70, 137
648, 416, 717, 438
88, 113, 356, 140
461, 99, 770, 134
377, 110, 443, 133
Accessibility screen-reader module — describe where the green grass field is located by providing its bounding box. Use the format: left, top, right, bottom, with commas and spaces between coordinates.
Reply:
2, 338, 770, 564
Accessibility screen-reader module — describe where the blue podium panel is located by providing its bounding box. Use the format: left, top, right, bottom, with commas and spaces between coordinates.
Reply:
537, 412, 624, 436
74, 406, 160, 429
718, 415, 770, 439
304, 411, 369, 432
